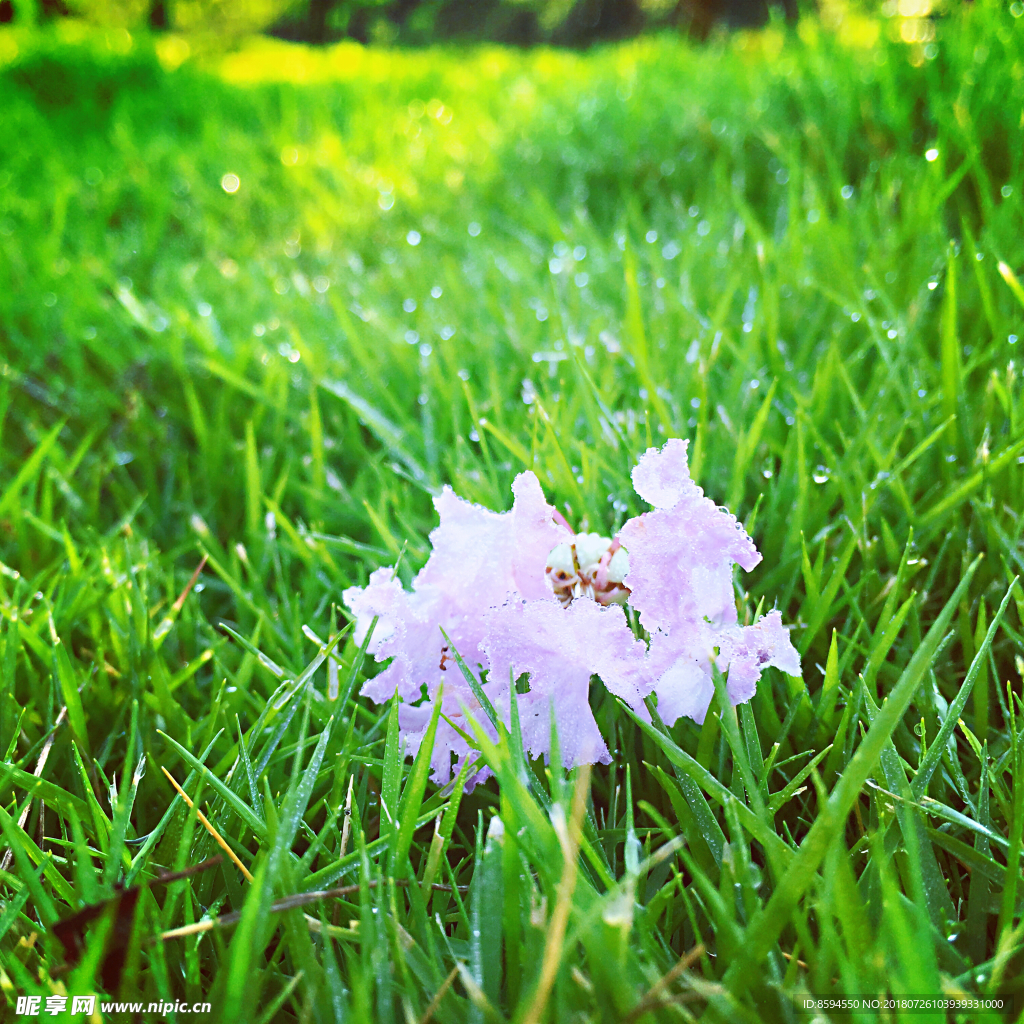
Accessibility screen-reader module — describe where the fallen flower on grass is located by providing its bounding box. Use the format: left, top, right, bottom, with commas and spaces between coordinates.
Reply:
343, 437, 800, 780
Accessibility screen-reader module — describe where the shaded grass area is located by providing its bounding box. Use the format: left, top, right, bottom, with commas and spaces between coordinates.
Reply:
2, 5, 1024, 1019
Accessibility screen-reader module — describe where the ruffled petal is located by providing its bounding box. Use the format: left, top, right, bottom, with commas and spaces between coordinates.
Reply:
398, 685, 500, 786
630, 438, 703, 509
715, 609, 801, 705
414, 486, 518, 607
620, 439, 762, 634
511, 471, 573, 601
484, 598, 652, 768
648, 611, 801, 725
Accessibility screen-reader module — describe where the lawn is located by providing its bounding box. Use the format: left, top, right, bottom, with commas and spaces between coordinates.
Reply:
1, 3, 1024, 1020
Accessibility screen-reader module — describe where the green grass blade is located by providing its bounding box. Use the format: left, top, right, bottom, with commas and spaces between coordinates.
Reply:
723, 555, 980, 991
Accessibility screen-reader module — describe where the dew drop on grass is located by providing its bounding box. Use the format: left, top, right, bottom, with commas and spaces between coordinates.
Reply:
812, 465, 830, 484
431, 285, 443, 298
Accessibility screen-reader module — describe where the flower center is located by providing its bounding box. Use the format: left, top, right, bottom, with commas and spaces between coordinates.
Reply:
545, 532, 630, 607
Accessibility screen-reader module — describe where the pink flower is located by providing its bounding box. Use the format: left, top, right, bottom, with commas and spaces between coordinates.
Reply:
343, 436, 800, 781
618, 439, 801, 725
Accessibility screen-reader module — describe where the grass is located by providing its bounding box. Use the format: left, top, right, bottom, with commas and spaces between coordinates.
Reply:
1, 3, 1024, 1020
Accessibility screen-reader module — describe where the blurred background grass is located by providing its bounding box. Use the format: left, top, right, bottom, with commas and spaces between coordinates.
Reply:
3, 0, 1024, 1018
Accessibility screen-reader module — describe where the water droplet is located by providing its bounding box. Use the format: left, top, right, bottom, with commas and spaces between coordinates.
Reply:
575, 272, 589, 288
407, 229, 421, 246
467, 221, 481, 237
925, 148, 939, 162
431, 285, 443, 298
645, 229, 658, 244
220, 172, 240, 194
812, 465, 831, 484
405, 330, 419, 345
841, 184, 854, 199
197, 301, 212, 317
928, 279, 938, 290
403, 297, 417, 312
